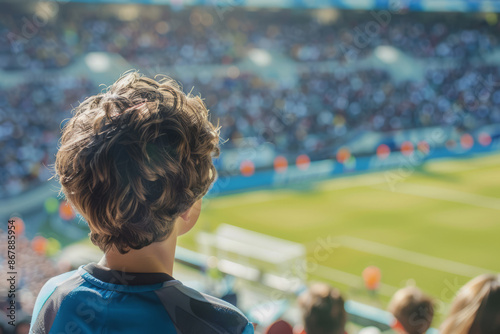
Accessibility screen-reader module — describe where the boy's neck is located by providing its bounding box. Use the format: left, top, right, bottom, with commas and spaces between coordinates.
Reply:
97, 234, 177, 276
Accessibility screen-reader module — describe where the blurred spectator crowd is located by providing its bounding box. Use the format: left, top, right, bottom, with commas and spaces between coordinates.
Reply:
0, 229, 65, 333
0, 6, 498, 69
185, 65, 500, 155
1, 5, 500, 198
2, 64, 500, 198
0, 77, 94, 198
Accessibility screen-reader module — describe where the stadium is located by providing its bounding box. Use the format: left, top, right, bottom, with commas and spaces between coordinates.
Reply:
0, 0, 500, 333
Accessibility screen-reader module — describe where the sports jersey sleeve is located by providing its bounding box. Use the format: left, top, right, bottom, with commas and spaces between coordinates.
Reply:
155, 282, 254, 334
243, 322, 255, 334
29, 270, 80, 334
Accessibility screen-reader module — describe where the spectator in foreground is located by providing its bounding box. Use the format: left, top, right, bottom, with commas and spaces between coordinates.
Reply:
297, 283, 347, 334
388, 286, 434, 334
29, 72, 254, 334
440, 274, 500, 334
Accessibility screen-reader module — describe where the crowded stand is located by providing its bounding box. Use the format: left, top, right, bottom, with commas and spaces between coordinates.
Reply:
2, 63, 500, 198
184, 65, 500, 152
1, 6, 499, 70
0, 228, 65, 333
2, 5, 500, 198
284, 12, 499, 62
0, 62, 500, 197
0, 5, 242, 70
0, 77, 95, 198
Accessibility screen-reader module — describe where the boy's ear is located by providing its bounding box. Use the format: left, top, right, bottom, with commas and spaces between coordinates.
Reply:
177, 199, 202, 236
180, 207, 192, 221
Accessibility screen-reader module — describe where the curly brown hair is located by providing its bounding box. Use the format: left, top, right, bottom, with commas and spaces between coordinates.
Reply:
54, 72, 220, 254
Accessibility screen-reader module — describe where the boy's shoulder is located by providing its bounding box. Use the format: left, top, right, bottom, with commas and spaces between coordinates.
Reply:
30, 265, 254, 334
156, 282, 254, 334
29, 269, 82, 334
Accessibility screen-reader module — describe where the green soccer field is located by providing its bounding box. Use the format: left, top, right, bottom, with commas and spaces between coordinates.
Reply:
178, 153, 500, 326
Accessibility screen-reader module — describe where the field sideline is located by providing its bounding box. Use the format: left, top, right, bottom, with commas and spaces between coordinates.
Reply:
178, 153, 500, 325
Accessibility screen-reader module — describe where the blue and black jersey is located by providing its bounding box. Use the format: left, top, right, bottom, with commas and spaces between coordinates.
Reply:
29, 262, 254, 334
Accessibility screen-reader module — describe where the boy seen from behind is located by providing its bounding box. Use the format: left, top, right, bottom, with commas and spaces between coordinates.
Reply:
29, 72, 254, 334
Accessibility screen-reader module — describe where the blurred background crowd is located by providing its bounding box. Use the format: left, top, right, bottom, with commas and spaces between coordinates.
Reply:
1, 7, 499, 69
1, 5, 500, 198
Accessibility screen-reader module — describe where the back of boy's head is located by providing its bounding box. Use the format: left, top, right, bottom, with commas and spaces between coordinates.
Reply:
388, 286, 434, 334
298, 283, 346, 334
54, 72, 220, 254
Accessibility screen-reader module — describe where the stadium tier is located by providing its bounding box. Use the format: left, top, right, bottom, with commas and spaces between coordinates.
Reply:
2, 5, 500, 198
